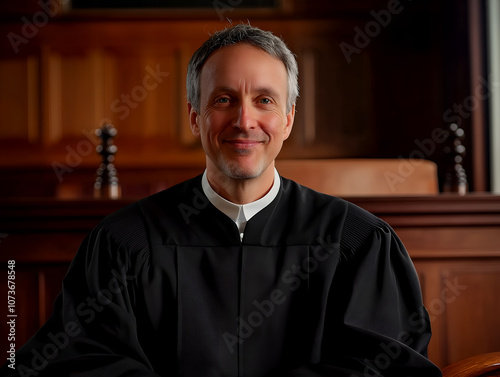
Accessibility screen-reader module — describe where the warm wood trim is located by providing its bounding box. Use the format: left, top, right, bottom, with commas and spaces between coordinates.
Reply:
0, 198, 132, 231
468, 0, 489, 191
1, 194, 500, 233
38, 271, 46, 326
410, 249, 500, 259
301, 48, 316, 145
442, 351, 500, 377
27, 55, 40, 143
1, 194, 500, 229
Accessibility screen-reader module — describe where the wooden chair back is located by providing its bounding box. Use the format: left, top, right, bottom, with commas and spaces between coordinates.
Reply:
275, 158, 439, 196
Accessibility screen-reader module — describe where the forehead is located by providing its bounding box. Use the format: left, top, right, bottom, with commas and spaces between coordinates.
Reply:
199, 43, 288, 96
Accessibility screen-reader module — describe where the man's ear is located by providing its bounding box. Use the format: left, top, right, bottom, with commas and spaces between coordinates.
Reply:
283, 104, 295, 141
188, 103, 200, 137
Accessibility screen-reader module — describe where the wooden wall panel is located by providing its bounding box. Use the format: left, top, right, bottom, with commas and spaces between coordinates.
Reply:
0, 0, 483, 193
275, 21, 376, 159
41, 47, 63, 145
59, 53, 104, 139
39, 265, 68, 325
412, 261, 444, 367
105, 54, 176, 139
0, 266, 40, 354
402, 224, 500, 368
441, 263, 500, 365
410, 259, 500, 367
397, 227, 500, 256
0, 57, 39, 141
177, 43, 198, 146
0, 263, 72, 362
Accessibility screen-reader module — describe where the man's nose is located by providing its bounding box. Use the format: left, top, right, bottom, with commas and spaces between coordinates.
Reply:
233, 102, 257, 130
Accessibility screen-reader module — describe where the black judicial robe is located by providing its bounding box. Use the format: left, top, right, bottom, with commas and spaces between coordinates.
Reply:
2, 176, 442, 377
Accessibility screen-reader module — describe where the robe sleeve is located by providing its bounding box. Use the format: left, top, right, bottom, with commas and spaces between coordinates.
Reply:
277, 204, 442, 377
2, 204, 161, 377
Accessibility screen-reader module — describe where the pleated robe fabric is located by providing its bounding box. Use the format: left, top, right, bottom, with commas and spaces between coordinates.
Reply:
2, 175, 442, 377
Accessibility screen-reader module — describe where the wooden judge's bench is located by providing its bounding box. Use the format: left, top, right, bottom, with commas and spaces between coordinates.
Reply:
1, 192, 499, 369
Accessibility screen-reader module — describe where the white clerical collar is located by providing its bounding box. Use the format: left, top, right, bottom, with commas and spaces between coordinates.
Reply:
201, 168, 281, 239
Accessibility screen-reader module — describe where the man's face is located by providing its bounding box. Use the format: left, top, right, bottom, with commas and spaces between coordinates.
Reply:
189, 43, 295, 180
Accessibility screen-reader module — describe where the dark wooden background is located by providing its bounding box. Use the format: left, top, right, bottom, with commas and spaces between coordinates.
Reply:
0, 0, 490, 198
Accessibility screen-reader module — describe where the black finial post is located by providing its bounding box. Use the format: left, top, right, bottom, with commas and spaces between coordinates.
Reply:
94, 124, 121, 199
442, 123, 468, 195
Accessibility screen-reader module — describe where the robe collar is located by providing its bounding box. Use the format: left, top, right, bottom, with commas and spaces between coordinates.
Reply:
201, 168, 281, 239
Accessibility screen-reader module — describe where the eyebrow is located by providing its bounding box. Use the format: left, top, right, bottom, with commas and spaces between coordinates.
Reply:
208, 86, 282, 99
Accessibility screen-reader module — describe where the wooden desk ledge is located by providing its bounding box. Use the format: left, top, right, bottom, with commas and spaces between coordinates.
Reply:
442, 352, 500, 377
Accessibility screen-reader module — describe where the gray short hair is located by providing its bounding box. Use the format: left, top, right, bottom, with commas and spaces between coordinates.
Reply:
186, 24, 299, 114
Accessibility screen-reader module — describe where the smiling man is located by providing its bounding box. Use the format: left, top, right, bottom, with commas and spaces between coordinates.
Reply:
188, 35, 295, 205
2, 24, 442, 377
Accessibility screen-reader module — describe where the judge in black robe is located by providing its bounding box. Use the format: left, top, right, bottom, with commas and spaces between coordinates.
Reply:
2, 24, 441, 377
3, 175, 440, 377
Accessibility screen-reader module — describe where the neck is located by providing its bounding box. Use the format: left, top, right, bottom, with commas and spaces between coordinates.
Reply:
205, 162, 276, 204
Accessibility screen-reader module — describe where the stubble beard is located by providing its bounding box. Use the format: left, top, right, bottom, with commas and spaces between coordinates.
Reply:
217, 152, 267, 180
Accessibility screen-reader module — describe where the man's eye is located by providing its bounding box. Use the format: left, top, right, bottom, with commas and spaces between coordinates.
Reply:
216, 97, 230, 104
259, 98, 272, 104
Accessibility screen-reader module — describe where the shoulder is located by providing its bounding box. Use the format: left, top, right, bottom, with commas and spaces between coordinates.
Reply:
280, 176, 348, 212
91, 177, 200, 242
280, 176, 381, 224
96, 175, 203, 235
138, 175, 202, 211
92, 200, 149, 252
280, 176, 393, 252
83, 177, 201, 267
136, 175, 204, 227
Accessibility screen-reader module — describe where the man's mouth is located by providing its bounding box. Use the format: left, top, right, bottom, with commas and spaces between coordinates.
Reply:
224, 139, 263, 149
